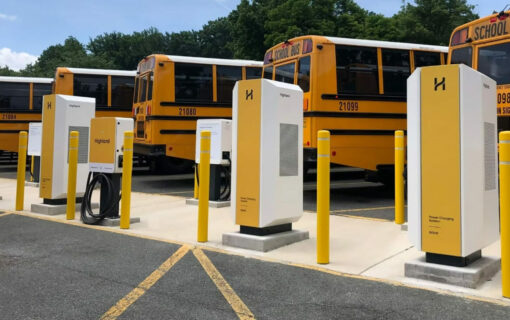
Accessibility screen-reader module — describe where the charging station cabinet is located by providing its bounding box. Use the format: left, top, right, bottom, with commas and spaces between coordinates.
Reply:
231, 79, 303, 234
39, 94, 95, 202
195, 119, 232, 201
86, 117, 134, 219
89, 117, 134, 174
407, 64, 499, 266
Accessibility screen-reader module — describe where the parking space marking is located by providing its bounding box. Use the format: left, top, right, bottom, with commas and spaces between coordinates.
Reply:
0, 212, 12, 217
193, 248, 255, 320
101, 245, 190, 320
7, 211, 510, 307
330, 206, 396, 214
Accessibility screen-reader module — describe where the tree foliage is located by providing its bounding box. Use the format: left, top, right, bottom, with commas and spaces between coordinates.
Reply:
1, 0, 479, 77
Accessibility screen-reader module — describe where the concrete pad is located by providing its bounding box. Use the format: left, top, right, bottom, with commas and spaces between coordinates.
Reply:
185, 198, 230, 208
31, 202, 99, 216
94, 217, 141, 227
222, 230, 309, 252
405, 256, 501, 288
25, 181, 39, 187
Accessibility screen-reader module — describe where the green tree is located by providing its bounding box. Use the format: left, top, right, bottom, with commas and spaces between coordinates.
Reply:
0, 66, 19, 76
394, 0, 479, 45
199, 17, 234, 58
23, 37, 114, 77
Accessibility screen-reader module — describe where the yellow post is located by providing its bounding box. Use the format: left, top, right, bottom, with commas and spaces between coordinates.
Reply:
194, 164, 199, 199
197, 130, 211, 242
30, 156, 34, 182
499, 131, 510, 298
317, 130, 330, 264
15, 131, 28, 211
395, 130, 405, 225
66, 131, 79, 220
120, 131, 134, 229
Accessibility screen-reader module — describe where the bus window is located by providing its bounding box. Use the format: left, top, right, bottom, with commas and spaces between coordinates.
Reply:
133, 77, 139, 103
336, 45, 379, 95
148, 72, 154, 101
478, 42, 510, 85
450, 47, 472, 67
140, 75, 147, 102
297, 56, 311, 92
275, 62, 295, 84
217, 66, 242, 103
263, 66, 273, 80
382, 49, 410, 96
111, 76, 135, 109
33, 83, 52, 110
74, 75, 108, 107
0, 82, 29, 110
175, 63, 213, 103
246, 67, 262, 79
414, 51, 441, 67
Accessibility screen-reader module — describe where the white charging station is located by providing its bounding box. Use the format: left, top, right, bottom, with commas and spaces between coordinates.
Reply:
406, 64, 500, 283
39, 94, 95, 201
195, 119, 232, 165
223, 79, 308, 252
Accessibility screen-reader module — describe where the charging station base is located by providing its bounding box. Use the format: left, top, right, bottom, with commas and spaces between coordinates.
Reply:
405, 255, 500, 288
222, 229, 308, 252
185, 198, 230, 208
25, 182, 40, 187
31, 201, 98, 216
94, 217, 141, 227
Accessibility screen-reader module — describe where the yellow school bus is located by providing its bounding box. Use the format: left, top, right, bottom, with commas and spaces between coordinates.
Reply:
133, 54, 262, 171
264, 36, 447, 182
449, 11, 510, 129
54, 67, 136, 118
0, 76, 53, 152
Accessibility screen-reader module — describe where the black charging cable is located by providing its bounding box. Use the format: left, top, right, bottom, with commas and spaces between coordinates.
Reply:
81, 172, 121, 225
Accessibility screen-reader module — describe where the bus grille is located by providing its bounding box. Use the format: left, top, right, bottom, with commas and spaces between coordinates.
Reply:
137, 121, 144, 138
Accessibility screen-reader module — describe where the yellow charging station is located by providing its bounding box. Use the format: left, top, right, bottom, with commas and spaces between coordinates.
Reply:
39, 94, 95, 202
81, 117, 134, 224
407, 64, 499, 266
231, 78, 303, 235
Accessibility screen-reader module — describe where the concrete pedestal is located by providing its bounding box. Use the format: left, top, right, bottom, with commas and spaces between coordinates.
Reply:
405, 256, 500, 288
185, 198, 230, 208
31, 202, 99, 216
222, 230, 309, 252
94, 217, 141, 227
25, 182, 40, 187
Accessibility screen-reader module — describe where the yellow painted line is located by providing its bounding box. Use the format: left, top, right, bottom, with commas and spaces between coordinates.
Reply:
330, 206, 396, 213
334, 214, 389, 222
9, 211, 510, 307
0, 212, 13, 218
101, 245, 190, 320
193, 248, 255, 320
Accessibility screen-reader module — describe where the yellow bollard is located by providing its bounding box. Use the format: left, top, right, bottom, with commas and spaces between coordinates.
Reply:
66, 131, 79, 220
317, 130, 330, 264
394, 130, 405, 225
194, 164, 199, 199
120, 131, 134, 229
15, 131, 28, 211
499, 131, 510, 298
30, 155, 34, 182
197, 130, 211, 242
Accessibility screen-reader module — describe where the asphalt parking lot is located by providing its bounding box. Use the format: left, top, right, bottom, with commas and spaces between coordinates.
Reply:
0, 213, 507, 320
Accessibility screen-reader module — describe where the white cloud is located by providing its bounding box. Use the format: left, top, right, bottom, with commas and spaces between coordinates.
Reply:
0, 13, 16, 21
0, 48, 38, 71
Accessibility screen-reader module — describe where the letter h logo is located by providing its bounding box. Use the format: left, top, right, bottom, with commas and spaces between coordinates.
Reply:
434, 77, 446, 91
245, 89, 253, 100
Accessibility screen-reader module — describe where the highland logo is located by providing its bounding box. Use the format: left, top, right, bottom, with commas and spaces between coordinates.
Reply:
94, 138, 110, 144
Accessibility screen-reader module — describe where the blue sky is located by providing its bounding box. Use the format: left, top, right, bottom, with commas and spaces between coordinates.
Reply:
0, 0, 505, 70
